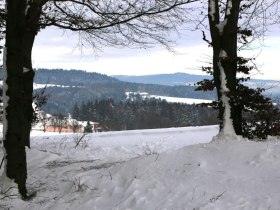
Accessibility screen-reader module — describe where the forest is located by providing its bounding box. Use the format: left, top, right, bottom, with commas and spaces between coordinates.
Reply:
72, 98, 218, 131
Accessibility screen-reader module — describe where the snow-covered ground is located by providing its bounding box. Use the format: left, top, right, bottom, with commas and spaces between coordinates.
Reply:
0, 82, 75, 89
33, 83, 81, 89
126, 92, 212, 104
150, 95, 212, 104
1, 126, 280, 209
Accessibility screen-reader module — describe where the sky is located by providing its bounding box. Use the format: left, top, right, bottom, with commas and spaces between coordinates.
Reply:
32, 25, 280, 80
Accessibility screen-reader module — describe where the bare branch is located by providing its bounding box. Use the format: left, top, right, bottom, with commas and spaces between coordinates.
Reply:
202, 30, 212, 46
36, 0, 198, 48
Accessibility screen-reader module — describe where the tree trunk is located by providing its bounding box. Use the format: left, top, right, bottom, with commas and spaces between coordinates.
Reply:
22, 0, 43, 148
208, 0, 242, 135
2, 0, 41, 199
3, 0, 28, 199
22, 28, 36, 149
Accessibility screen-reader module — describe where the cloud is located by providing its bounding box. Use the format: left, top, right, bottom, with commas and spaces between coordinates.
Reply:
33, 27, 280, 80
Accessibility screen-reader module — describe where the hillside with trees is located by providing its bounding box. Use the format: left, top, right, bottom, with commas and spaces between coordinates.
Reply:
28, 69, 216, 115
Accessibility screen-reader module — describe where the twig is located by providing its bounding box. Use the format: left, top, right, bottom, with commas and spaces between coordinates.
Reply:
0, 186, 18, 199
74, 133, 87, 148
202, 30, 212, 47
209, 191, 226, 203
0, 156, 4, 169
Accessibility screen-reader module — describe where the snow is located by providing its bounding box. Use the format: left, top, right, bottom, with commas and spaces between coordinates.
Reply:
33, 83, 79, 89
219, 49, 228, 59
0, 82, 80, 89
217, 50, 237, 138
23, 67, 30, 73
150, 95, 212, 105
216, 20, 228, 35
1, 126, 280, 209
2, 47, 8, 141
214, 0, 233, 34
226, 0, 233, 15
125, 92, 212, 105
25, 5, 30, 16
0, 47, 13, 188
209, 0, 216, 20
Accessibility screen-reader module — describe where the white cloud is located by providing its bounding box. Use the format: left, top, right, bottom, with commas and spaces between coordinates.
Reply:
32, 27, 280, 80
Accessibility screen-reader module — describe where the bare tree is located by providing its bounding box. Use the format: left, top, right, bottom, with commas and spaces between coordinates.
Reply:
40, 112, 50, 133
1, 0, 196, 198
49, 117, 56, 132
51, 114, 67, 133
69, 119, 81, 133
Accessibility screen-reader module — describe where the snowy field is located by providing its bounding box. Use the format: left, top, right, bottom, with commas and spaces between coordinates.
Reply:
1, 126, 280, 209
149, 95, 212, 104
125, 92, 212, 105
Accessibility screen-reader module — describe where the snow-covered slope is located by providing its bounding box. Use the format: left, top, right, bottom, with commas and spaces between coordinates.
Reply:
0, 81, 79, 90
150, 95, 212, 104
33, 83, 80, 89
1, 126, 280, 209
126, 92, 212, 104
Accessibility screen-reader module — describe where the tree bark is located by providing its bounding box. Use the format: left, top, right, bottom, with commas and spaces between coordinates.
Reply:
22, 0, 43, 148
3, 0, 41, 199
4, 0, 28, 198
22, 25, 36, 149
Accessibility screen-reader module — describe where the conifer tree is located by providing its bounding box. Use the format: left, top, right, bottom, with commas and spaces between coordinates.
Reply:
84, 121, 93, 133
72, 103, 80, 120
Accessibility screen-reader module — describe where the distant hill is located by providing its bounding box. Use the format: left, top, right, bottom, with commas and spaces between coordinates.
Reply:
114, 72, 280, 98
114, 72, 280, 87
113, 72, 212, 86
34, 69, 119, 86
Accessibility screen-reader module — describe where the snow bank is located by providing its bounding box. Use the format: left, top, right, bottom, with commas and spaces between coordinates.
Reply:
1, 126, 280, 209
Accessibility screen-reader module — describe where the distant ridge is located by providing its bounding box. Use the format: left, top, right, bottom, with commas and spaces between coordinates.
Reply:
113, 72, 212, 86
34, 68, 119, 86
113, 72, 280, 87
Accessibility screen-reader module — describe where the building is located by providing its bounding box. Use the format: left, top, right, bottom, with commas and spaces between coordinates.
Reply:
34, 115, 100, 133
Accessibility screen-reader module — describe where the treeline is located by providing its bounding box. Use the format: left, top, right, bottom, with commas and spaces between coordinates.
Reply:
33, 68, 119, 86
72, 98, 218, 131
